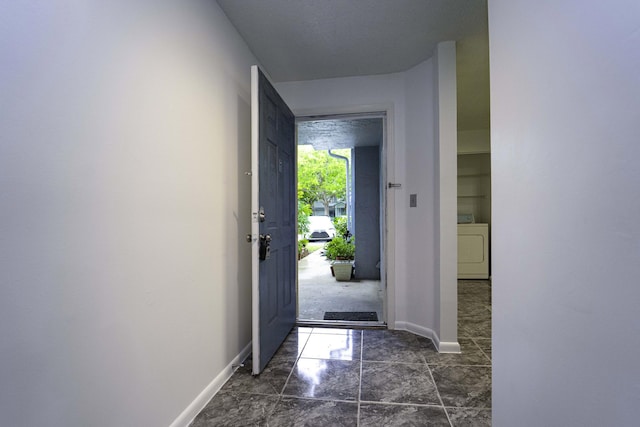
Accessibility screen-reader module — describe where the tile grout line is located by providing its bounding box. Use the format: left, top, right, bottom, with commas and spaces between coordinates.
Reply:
469, 336, 492, 363
359, 359, 436, 366
428, 363, 493, 368
443, 405, 492, 410
277, 329, 312, 396
265, 394, 283, 427
278, 394, 359, 404
203, 322, 493, 425
358, 400, 451, 409
423, 352, 454, 427
261, 329, 309, 427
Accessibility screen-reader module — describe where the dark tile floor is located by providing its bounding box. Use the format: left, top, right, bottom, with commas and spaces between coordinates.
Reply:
192, 280, 491, 426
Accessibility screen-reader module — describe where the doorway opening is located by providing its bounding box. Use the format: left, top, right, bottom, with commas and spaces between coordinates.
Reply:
296, 114, 386, 326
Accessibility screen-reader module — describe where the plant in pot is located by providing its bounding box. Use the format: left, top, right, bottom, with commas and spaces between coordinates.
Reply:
324, 236, 355, 281
298, 238, 309, 260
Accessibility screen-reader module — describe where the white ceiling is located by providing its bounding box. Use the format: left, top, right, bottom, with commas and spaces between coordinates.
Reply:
217, 0, 490, 130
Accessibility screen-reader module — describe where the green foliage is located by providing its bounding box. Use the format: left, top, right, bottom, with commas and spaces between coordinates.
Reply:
324, 236, 355, 261
333, 216, 348, 238
306, 242, 324, 253
297, 146, 349, 214
298, 239, 309, 253
298, 201, 312, 235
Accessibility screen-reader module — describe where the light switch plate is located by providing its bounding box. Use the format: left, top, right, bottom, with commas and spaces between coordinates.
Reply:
410, 194, 417, 207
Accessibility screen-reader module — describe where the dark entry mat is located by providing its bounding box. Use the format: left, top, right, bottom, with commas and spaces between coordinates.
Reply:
323, 311, 378, 321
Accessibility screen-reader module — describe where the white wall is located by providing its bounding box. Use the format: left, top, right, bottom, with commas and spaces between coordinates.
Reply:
434, 42, 459, 348
0, 2, 257, 425
490, 1, 640, 425
277, 51, 459, 346
403, 58, 439, 334
276, 73, 408, 327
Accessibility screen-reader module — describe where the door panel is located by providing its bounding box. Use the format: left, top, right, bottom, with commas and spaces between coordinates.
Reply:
251, 66, 296, 374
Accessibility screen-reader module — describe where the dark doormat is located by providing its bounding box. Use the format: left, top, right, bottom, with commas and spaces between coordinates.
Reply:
323, 311, 378, 321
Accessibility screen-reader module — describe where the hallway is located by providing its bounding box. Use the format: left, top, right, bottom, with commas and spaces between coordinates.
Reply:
192, 281, 491, 426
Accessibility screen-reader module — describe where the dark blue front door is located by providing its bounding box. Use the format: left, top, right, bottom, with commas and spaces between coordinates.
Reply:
251, 66, 296, 375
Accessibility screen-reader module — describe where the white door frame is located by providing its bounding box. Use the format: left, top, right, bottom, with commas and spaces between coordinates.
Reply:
293, 104, 396, 327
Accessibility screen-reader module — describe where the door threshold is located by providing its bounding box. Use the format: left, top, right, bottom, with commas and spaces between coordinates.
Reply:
296, 319, 387, 329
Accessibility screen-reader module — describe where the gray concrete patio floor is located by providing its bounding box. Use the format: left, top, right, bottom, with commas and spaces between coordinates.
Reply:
297, 249, 384, 322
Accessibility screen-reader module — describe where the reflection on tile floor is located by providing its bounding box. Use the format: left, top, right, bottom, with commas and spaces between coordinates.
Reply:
191, 280, 491, 426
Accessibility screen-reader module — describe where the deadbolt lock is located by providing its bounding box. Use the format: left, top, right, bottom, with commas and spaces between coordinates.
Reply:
259, 234, 271, 260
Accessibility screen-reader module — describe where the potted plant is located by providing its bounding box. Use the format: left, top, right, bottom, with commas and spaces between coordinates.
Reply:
324, 236, 355, 281
297, 239, 309, 260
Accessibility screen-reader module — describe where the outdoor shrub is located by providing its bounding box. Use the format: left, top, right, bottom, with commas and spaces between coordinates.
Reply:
324, 236, 355, 260
298, 202, 311, 236
333, 216, 348, 238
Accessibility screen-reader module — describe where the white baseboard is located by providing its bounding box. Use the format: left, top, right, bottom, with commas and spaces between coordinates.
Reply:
394, 321, 460, 353
437, 340, 461, 353
169, 342, 252, 427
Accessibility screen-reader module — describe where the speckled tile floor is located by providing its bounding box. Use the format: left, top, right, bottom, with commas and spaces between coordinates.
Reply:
191, 281, 491, 426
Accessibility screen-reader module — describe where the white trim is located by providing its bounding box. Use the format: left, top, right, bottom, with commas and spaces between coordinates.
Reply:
292, 103, 395, 118
296, 111, 387, 122
394, 321, 461, 354
437, 341, 462, 353
250, 65, 261, 374
169, 342, 252, 427
291, 102, 396, 328
435, 41, 459, 345
382, 107, 396, 328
